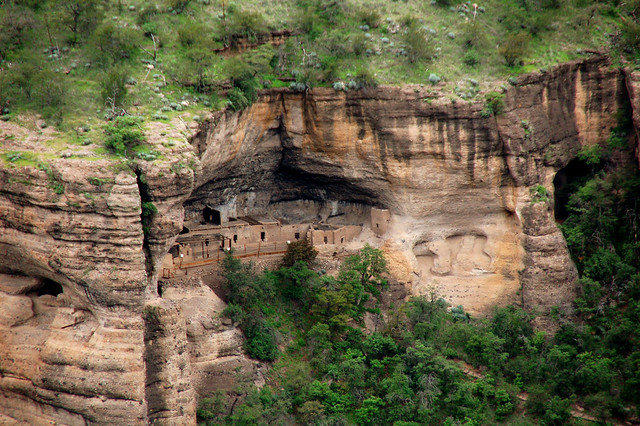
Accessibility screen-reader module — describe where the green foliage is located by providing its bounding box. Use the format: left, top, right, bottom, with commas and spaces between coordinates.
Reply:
463, 49, 480, 67
0, 3, 36, 61
38, 162, 64, 194
100, 67, 128, 114
224, 58, 260, 110
222, 8, 268, 46
54, 0, 103, 44
481, 91, 505, 117
244, 318, 279, 361
530, 184, 550, 203
103, 116, 145, 156
577, 144, 603, 165
167, 0, 192, 14
402, 24, 435, 63
499, 32, 531, 67
281, 239, 318, 267
89, 22, 142, 65
141, 201, 157, 218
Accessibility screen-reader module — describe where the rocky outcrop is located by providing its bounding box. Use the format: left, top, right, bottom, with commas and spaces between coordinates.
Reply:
0, 55, 634, 424
190, 55, 626, 316
0, 121, 197, 423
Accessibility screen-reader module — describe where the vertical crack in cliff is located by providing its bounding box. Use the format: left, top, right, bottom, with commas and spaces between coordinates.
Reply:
135, 168, 154, 282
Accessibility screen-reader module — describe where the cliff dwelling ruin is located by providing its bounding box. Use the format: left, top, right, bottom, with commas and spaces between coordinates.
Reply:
161, 206, 389, 278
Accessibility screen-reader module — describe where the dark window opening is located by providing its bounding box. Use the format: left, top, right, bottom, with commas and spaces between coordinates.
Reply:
553, 158, 593, 223
261, 232, 265, 241
324, 236, 328, 244
37, 278, 63, 297
179, 226, 190, 235
376, 223, 379, 228
341, 237, 344, 243
295, 232, 300, 239
157, 283, 163, 297
233, 235, 238, 243
203, 207, 221, 225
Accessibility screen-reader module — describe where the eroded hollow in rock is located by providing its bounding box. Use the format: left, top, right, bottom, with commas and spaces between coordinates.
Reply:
162, 157, 391, 279
553, 158, 592, 223
35, 278, 63, 297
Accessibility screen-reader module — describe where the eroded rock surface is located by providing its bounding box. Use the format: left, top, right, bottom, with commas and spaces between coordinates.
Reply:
190, 55, 627, 315
0, 55, 635, 424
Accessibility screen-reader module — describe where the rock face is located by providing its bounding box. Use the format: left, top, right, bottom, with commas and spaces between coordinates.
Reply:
0, 55, 634, 424
190, 55, 627, 315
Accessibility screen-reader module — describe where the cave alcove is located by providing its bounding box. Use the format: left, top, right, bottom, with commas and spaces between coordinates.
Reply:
36, 278, 64, 297
553, 158, 593, 223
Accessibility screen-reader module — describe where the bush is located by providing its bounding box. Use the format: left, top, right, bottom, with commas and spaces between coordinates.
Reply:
482, 91, 505, 117
402, 25, 435, 63
355, 67, 378, 89
177, 23, 210, 47
141, 201, 157, 217
227, 87, 251, 111
499, 33, 531, 67
167, 0, 192, 13
282, 239, 318, 267
101, 67, 128, 114
223, 9, 268, 45
245, 319, 278, 361
103, 116, 145, 156
89, 22, 142, 65
463, 49, 480, 67
355, 8, 380, 29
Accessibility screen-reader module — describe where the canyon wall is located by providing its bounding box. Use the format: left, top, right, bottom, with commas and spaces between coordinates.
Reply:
191, 55, 627, 318
0, 55, 635, 423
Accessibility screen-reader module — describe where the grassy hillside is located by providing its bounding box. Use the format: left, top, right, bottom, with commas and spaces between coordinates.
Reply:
0, 0, 638, 161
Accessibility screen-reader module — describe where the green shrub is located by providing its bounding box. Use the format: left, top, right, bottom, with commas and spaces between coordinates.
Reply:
224, 9, 268, 45
141, 201, 157, 217
103, 116, 145, 156
56, 0, 103, 44
89, 22, 142, 65
177, 23, 209, 47
167, 0, 192, 13
463, 49, 480, 67
227, 87, 251, 111
100, 67, 128, 114
282, 239, 318, 267
355, 67, 378, 89
481, 91, 505, 117
402, 24, 435, 63
244, 319, 278, 361
355, 8, 380, 29
499, 33, 531, 67
530, 185, 550, 203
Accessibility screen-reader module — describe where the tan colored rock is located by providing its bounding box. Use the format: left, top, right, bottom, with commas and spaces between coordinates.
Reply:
0, 55, 635, 424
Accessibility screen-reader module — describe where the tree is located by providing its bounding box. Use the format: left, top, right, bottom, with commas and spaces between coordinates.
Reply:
89, 22, 142, 65
281, 239, 318, 267
0, 4, 36, 61
340, 244, 388, 310
55, 0, 103, 45
100, 67, 128, 115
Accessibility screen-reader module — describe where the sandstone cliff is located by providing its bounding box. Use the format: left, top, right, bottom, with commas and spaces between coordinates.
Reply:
0, 55, 636, 424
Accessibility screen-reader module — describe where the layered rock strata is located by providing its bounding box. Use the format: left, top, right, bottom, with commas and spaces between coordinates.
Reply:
190, 55, 627, 315
0, 55, 635, 424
